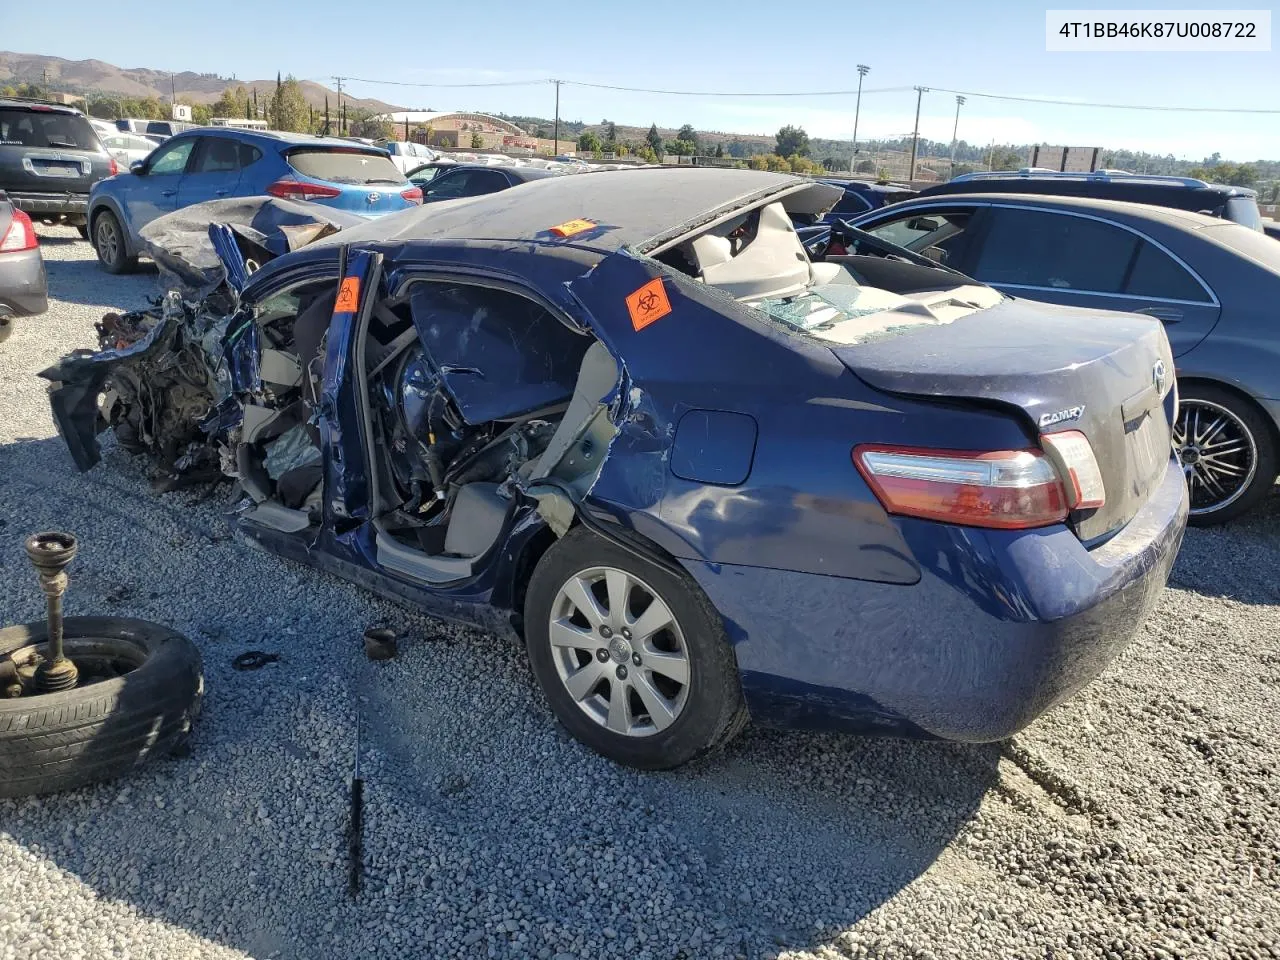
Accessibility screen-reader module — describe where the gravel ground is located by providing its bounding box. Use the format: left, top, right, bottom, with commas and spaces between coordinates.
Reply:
1, 226, 1278, 960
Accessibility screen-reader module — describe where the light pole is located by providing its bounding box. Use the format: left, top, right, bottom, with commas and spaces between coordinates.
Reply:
908, 86, 929, 181
949, 95, 966, 178
850, 65, 870, 173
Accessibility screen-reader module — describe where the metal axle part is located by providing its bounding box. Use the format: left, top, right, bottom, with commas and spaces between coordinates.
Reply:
24, 531, 80, 693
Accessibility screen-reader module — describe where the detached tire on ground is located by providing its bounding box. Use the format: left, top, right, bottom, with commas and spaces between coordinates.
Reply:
524, 525, 747, 770
0, 617, 203, 798
1175, 383, 1279, 526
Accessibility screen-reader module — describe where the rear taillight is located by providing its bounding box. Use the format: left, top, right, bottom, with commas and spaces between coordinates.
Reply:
266, 178, 342, 201
108, 157, 119, 177
1040, 430, 1106, 510
853, 444, 1070, 530
0, 209, 37, 253
400, 186, 423, 204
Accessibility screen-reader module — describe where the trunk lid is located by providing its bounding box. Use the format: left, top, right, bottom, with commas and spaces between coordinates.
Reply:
831, 298, 1175, 542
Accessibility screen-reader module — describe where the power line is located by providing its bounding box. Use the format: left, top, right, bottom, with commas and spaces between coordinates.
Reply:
559, 80, 914, 98
329, 71, 1280, 114
928, 85, 1280, 114
336, 75, 551, 89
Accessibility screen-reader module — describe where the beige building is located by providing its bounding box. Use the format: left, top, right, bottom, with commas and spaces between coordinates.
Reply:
378, 111, 544, 152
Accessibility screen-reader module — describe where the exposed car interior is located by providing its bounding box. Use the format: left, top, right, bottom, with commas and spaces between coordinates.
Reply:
230, 272, 616, 585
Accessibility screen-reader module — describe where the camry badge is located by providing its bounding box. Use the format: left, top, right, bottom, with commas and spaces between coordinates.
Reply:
1039, 405, 1086, 429
1153, 359, 1168, 395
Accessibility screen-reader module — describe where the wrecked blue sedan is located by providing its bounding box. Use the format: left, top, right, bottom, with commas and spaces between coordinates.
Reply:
41, 170, 1188, 769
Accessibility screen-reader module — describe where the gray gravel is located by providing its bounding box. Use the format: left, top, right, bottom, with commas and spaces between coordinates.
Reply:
1, 226, 1278, 960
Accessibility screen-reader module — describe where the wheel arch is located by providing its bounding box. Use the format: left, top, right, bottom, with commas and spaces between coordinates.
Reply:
88, 198, 137, 258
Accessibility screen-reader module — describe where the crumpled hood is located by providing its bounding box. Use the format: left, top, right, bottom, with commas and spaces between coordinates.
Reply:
139, 197, 367, 298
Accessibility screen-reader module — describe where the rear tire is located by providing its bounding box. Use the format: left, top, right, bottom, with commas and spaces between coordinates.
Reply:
0, 617, 203, 798
524, 526, 746, 769
1175, 383, 1278, 525
92, 210, 136, 274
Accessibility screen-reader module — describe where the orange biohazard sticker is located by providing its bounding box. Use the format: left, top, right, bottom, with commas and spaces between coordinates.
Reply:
549, 218, 595, 238
334, 275, 361, 313
625, 277, 671, 331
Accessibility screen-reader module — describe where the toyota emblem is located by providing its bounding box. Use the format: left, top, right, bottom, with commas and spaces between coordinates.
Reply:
366, 192, 381, 205
1152, 359, 1167, 395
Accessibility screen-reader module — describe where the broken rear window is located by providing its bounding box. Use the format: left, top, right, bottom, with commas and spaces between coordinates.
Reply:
286, 149, 406, 186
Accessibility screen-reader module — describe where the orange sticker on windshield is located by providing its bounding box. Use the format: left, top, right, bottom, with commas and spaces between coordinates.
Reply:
626, 278, 671, 331
549, 218, 595, 238
334, 276, 361, 313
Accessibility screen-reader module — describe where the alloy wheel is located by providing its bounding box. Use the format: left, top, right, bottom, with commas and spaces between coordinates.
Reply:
1173, 398, 1257, 516
95, 216, 119, 266
548, 565, 690, 737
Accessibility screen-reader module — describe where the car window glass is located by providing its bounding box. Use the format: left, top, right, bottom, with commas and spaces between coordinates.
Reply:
193, 137, 242, 174
466, 171, 509, 195
410, 166, 442, 186
238, 143, 262, 167
146, 122, 171, 136
424, 171, 470, 199
148, 138, 195, 175
1125, 242, 1210, 302
0, 109, 96, 149
975, 208, 1137, 292
832, 192, 872, 215
867, 211, 972, 265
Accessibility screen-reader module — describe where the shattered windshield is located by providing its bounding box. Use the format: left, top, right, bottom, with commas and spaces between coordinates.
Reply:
748, 277, 1004, 346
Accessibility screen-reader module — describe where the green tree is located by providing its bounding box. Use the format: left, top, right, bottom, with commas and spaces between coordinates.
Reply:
637, 145, 658, 163
775, 125, 810, 158
270, 76, 309, 132
665, 138, 696, 156
677, 124, 698, 151
471, 131, 485, 149
646, 123, 663, 156
602, 120, 617, 144
855, 159, 875, 174
764, 154, 790, 172
747, 154, 770, 170
714, 143, 724, 159
577, 130, 601, 153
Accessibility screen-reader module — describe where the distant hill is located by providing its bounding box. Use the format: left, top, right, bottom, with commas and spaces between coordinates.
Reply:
0, 51, 401, 115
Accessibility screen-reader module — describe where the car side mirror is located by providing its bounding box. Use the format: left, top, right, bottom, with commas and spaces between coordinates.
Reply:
906, 217, 940, 231
129, 160, 146, 175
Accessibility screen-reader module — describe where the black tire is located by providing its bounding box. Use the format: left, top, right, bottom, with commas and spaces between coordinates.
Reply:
0, 617, 203, 798
524, 526, 746, 770
1176, 383, 1278, 526
91, 209, 136, 274
75, 224, 89, 240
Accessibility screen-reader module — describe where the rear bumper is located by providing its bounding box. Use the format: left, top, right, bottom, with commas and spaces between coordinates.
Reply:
684, 457, 1189, 742
8, 192, 90, 218
0, 247, 48, 318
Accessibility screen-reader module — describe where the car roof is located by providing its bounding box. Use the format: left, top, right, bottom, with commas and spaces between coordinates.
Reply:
888, 191, 1229, 229
312, 167, 839, 255
822, 178, 913, 194
168, 127, 389, 152
0, 97, 86, 116
919, 172, 1255, 201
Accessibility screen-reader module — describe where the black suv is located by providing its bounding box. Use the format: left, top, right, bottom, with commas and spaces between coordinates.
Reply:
915, 171, 1263, 231
0, 98, 116, 235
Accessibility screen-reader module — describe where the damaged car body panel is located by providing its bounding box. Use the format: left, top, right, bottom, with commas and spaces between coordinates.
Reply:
40, 170, 1188, 758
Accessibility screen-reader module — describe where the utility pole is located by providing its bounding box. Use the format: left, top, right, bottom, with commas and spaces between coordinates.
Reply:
552, 79, 561, 156
987, 137, 995, 171
949, 95, 965, 178
908, 86, 928, 182
850, 64, 870, 173
170, 73, 176, 106
333, 76, 344, 136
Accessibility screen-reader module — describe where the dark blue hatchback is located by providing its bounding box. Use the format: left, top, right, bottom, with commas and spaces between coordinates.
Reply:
44, 170, 1188, 769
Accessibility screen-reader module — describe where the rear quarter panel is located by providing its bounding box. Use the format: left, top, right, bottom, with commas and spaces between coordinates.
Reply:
566, 251, 1035, 585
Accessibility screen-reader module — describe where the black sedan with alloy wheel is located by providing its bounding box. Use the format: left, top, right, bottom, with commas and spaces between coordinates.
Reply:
837, 193, 1280, 524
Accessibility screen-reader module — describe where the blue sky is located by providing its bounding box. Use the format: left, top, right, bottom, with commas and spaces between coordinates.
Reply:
7, 1, 1280, 160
